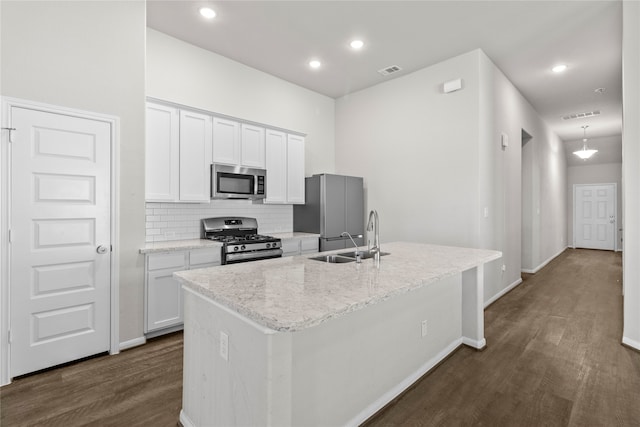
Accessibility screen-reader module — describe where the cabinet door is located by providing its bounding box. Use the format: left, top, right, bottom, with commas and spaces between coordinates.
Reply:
241, 124, 266, 168
180, 111, 213, 202
287, 134, 305, 204
213, 117, 240, 165
281, 238, 301, 257
146, 103, 179, 201
265, 129, 287, 204
146, 267, 184, 332
300, 237, 319, 254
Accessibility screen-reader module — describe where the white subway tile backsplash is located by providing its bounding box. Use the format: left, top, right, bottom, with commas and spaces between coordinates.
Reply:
145, 200, 293, 241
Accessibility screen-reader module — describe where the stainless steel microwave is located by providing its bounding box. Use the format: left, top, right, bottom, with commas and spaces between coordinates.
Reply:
211, 164, 266, 200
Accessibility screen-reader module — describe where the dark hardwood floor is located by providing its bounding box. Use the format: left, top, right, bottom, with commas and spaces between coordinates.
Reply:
1, 248, 638, 426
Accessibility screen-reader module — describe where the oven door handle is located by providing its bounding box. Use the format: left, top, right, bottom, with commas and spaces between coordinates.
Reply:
225, 248, 283, 263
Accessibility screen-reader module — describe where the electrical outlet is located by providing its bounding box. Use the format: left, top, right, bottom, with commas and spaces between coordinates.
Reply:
421, 320, 428, 337
220, 331, 229, 361
501, 264, 507, 272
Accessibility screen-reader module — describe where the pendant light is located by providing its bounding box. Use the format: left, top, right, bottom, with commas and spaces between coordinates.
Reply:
573, 125, 597, 160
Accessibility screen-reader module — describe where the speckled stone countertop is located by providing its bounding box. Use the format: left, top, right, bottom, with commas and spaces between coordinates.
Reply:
140, 233, 318, 254
139, 239, 222, 254
174, 242, 502, 332
269, 232, 320, 240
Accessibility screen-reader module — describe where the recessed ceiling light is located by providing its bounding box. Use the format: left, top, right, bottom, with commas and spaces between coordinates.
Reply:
350, 40, 364, 49
199, 7, 216, 19
309, 60, 321, 69
552, 64, 568, 73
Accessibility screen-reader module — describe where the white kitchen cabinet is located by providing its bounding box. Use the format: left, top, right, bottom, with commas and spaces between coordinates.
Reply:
145, 102, 213, 203
180, 110, 213, 202
287, 134, 306, 204
241, 124, 266, 168
281, 238, 301, 257
265, 130, 287, 204
265, 131, 305, 205
146, 103, 179, 201
145, 247, 221, 336
213, 119, 266, 168
281, 236, 319, 257
212, 117, 240, 166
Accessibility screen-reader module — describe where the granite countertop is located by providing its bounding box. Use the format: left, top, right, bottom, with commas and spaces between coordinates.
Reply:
269, 232, 320, 240
174, 242, 502, 332
139, 239, 222, 254
140, 233, 319, 254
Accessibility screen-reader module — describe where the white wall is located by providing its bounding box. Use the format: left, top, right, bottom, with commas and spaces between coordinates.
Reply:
146, 29, 336, 177
335, 49, 568, 305
482, 51, 567, 275
335, 50, 481, 248
1, 1, 146, 345
622, 1, 640, 351
567, 163, 622, 249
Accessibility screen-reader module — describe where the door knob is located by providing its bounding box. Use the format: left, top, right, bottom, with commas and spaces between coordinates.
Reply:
96, 245, 108, 254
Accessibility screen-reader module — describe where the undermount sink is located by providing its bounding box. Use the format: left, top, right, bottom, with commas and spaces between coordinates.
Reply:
309, 254, 356, 264
337, 250, 390, 260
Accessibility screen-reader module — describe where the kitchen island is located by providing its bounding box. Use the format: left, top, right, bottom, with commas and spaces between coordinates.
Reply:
174, 242, 501, 427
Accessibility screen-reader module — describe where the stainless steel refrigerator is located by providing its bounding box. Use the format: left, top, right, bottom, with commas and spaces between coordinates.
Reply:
293, 174, 364, 252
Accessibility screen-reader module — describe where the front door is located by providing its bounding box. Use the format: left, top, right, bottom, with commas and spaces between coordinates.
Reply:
574, 184, 616, 251
9, 106, 111, 377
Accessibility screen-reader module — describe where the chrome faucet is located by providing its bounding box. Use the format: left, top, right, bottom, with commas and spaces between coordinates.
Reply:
367, 209, 380, 254
341, 231, 362, 263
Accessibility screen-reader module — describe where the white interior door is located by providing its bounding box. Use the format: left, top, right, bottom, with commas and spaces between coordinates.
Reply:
574, 184, 616, 251
10, 106, 111, 377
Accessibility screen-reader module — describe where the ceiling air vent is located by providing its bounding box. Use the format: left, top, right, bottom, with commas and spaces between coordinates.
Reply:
378, 65, 403, 76
562, 110, 601, 120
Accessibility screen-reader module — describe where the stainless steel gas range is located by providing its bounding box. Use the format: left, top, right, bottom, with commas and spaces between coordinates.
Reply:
201, 217, 282, 265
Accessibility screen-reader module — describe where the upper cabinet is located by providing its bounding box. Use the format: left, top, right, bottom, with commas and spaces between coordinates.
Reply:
146, 103, 179, 201
146, 99, 305, 205
286, 134, 305, 204
265, 131, 305, 205
212, 117, 240, 166
241, 124, 266, 168
146, 102, 212, 203
213, 119, 265, 169
179, 110, 213, 202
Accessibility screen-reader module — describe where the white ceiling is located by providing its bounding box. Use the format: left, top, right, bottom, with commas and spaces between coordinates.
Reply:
147, 0, 623, 165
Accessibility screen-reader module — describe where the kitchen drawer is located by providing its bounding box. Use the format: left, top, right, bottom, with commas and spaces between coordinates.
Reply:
189, 248, 221, 266
300, 238, 319, 253
148, 252, 187, 271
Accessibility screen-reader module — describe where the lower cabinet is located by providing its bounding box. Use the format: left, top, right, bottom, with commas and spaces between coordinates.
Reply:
281, 236, 319, 257
145, 247, 221, 336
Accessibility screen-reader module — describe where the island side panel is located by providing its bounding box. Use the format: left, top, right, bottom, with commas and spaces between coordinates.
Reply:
181, 288, 293, 427
461, 264, 486, 349
290, 273, 463, 427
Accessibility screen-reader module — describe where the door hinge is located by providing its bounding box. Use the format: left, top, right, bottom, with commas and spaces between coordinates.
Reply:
7, 229, 11, 243
2, 127, 16, 143
7, 330, 11, 344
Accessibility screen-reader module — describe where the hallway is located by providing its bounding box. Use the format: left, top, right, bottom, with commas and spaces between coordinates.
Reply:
1, 249, 638, 426
368, 249, 639, 426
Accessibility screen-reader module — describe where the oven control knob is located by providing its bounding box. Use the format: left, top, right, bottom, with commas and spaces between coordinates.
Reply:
266, 243, 271, 248
241, 245, 246, 250
233, 246, 239, 251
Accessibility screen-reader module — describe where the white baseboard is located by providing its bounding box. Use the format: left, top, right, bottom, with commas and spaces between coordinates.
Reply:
345, 337, 464, 427
484, 278, 523, 308
622, 335, 640, 352
119, 336, 146, 351
521, 246, 567, 274
462, 337, 486, 350
179, 410, 195, 427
